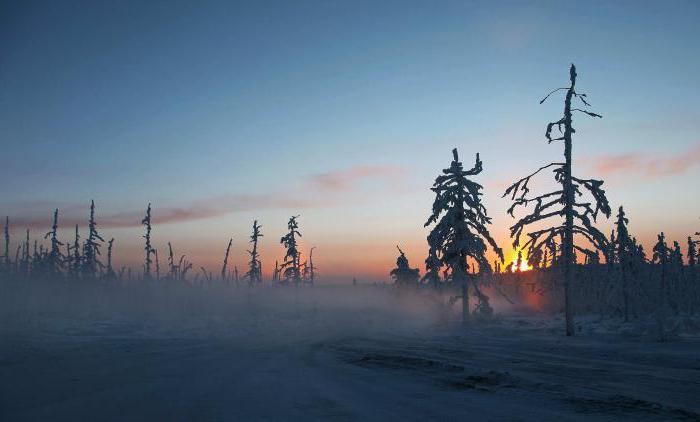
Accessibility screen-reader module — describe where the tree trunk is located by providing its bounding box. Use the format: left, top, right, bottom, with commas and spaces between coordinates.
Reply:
462, 283, 469, 326
563, 64, 577, 336
622, 268, 629, 322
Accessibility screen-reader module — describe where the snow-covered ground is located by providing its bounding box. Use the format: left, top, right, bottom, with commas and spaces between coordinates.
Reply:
1, 283, 699, 421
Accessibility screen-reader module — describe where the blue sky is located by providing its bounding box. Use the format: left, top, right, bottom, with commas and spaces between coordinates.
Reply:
1, 0, 699, 279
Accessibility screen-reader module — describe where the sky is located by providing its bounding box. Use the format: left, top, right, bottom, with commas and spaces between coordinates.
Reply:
1, 0, 699, 281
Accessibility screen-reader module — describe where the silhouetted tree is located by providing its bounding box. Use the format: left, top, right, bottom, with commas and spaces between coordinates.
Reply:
305, 247, 317, 285
280, 215, 302, 285
273, 260, 280, 282
527, 247, 543, 270
43, 208, 64, 276
82, 201, 105, 278
687, 236, 698, 267
671, 241, 683, 268
421, 248, 442, 288
425, 148, 503, 321
504, 64, 611, 336
167, 242, 176, 279
652, 232, 673, 338
222, 238, 233, 283
22, 229, 30, 276
390, 246, 420, 286
142, 203, 154, 279
105, 238, 116, 279
154, 248, 161, 280
245, 220, 263, 285
3, 217, 9, 271
71, 225, 81, 278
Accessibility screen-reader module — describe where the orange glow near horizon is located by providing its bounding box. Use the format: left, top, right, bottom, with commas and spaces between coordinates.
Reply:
509, 249, 532, 272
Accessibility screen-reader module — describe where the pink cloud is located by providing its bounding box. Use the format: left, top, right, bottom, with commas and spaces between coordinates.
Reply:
309, 165, 404, 192
590, 142, 700, 177
2, 165, 406, 230
4, 194, 320, 230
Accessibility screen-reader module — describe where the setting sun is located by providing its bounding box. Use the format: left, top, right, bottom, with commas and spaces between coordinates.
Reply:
510, 249, 532, 272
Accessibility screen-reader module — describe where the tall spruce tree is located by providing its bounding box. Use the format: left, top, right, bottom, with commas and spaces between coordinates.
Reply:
390, 246, 420, 286
421, 248, 442, 288
613, 206, 639, 321
71, 225, 81, 278
687, 236, 698, 267
425, 148, 503, 321
245, 220, 263, 285
82, 201, 105, 278
280, 215, 302, 285
141, 203, 154, 279
503, 64, 611, 336
43, 208, 64, 277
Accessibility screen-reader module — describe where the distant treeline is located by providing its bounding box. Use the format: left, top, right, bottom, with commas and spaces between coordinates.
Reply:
1, 206, 316, 287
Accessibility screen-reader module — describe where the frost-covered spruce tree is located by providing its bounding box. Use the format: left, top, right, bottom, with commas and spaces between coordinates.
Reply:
141, 203, 154, 279
687, 236, 698, 267
245, 220, 263, 285
425, 148, 503, 320
390, 246, 420, 287
503, 64, 611, 336
43, 208, 64, 277
612, 206, 637, 321
652, 232, 673, 337
280, 215, 302, 285
671, 241, 683, 268
527, 246, 543, 270
421, 248, 442, 288
653, 233, 671, 300
82, 201, 105, 278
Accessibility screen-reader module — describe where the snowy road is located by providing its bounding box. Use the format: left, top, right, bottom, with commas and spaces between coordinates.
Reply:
2, 317, 699, 421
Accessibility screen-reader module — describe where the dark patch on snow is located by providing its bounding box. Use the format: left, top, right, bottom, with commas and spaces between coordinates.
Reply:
351, 353, 464, 373
567, 394, 700, 420
443, 370, 517, 392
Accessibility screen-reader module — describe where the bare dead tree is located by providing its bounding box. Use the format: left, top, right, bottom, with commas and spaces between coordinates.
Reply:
4, 217, 9, 271
105, 238, 116, 279
154, 248, 160, 280
503, 64, 611, 336
222, 238, 233, 283
308, 247, 316, 285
